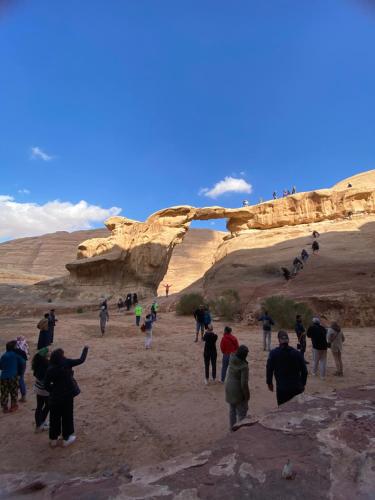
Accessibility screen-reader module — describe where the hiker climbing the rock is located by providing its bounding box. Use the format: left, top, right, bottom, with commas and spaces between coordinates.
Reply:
301, 249, 309, 262
281, 267, 291, 281
292, 257, 303, 275
312, 240, 320, 255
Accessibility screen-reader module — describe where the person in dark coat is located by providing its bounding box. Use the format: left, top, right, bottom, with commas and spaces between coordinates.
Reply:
312, 240, 320, 254
306, 317, 328, 378
267, 331, 308, 406
45, 346, 89, 447
281, 267, 291, 281
48, 309, 58, 344
295, 315, 308, 363
133, 293, 138, 305
194, 305, 206, 342
125, 294, 132, 311
202, 325, 218, 384
32, 347, 50, 432
225, 345, 250, 429
37, 313, 51, 350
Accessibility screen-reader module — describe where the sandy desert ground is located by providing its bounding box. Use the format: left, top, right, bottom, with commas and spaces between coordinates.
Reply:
0, 309, 374, 477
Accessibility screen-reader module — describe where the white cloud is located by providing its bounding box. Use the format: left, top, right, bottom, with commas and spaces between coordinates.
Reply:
199, 176, 253, 199
18, 189, 30, 195
0, 196, 121, 240
30, 146, 54, 161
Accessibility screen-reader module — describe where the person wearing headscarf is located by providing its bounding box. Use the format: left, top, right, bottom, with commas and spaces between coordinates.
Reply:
225, 345, 250, 430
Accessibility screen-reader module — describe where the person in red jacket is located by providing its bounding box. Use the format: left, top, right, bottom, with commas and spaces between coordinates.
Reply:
220, 326, 239, 383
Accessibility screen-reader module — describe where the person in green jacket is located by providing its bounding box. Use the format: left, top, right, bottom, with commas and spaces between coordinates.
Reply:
135, 304, 143, 326
225, 345, 250, 430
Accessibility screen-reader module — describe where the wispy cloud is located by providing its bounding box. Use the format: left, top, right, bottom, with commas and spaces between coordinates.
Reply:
199, 176, 253, 199
17, 188, 30, 195
30, 146, 54, 161
0, 196, 121, 239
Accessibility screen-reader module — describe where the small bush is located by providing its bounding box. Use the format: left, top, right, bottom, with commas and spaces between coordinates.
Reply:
176, 293, 204, 315
76, 307, 84, 314
261, 296, 312, 329
211, 289, 241, 321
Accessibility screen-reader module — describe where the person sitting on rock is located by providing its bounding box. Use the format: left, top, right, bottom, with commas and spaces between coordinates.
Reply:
225, 345, 250, 430
266, 331, 307, 406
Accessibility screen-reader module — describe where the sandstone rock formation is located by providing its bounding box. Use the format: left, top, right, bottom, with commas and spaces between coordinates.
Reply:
1, 385, 374, 499
67, 170, 375, 296
0, 228, 108, 285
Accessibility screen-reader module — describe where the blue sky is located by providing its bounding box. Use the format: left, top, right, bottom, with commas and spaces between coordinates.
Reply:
1, 0, 375, 238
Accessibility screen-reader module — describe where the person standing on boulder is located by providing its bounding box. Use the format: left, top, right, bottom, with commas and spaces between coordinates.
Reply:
258, 311, 275, 351
48, 309, 58, 345
163, 284, 172, 297
135, 304, 143, 326
203, 325, 218, 384
225, 345, 250, 430
220, 327, 239, 382
99, 306, 109, 336
306, 317, 328, 379
266, 331, 307, 406
194, 305, 206, 342
45, 346, 89, 447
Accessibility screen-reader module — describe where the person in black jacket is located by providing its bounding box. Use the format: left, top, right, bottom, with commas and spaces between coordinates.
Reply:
45, 346, 89, 447
202, 325, 218, 384
306, 318, 327, 379
194, 305, 206, 343
267, 331, 308, 406
32, 347, 50, 432
294, 315, 308, 363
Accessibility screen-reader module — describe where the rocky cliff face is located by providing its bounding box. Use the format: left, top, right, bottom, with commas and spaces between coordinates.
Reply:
67, 171, 375, 295
1, 385, 374, 499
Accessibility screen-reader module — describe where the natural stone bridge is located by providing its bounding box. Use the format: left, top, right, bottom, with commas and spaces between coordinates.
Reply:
66, 176, 375, 295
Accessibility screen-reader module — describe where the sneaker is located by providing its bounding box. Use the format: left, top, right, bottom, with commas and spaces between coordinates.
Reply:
19, 396, 27, 403
42, 421, 49, 430
49, 440, 58, 448
63, 435, 76, 447
204, 379, 208, 385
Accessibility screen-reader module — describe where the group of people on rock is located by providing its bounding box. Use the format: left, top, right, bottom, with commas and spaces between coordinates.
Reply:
281, 231, 320, 281
272, 186, 297, 199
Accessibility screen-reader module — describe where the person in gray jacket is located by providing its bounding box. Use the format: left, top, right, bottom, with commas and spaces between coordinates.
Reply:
327, 322, 345, 376
225, 345, 250, 430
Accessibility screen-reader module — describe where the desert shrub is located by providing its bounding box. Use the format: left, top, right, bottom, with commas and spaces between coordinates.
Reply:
176, 293, 204, 315
261, 296, 312, 329
76, 307, 84, 314
211, 289, 241, 321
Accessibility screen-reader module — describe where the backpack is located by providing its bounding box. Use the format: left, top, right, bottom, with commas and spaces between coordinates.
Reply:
263, 319, 271, 331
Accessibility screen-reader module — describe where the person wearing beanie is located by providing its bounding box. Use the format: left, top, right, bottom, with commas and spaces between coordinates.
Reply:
306, 317, 328, 379
220, 326, 239, 382
225, 345, 250, 430
266, 331, 308, 406
32, 347, 50, 432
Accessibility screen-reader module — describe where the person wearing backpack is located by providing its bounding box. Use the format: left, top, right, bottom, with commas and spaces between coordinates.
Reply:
258, 311, 275, 352
326, 322, 345, 376
220, 327, 239, 382
267, 331, 307, 406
